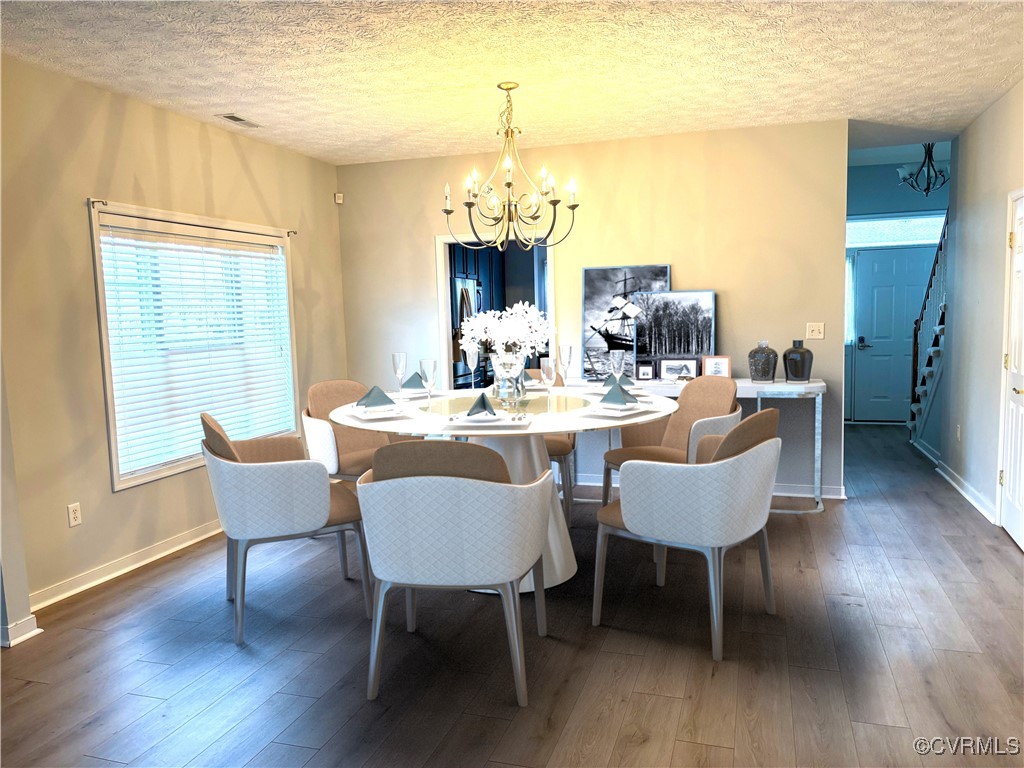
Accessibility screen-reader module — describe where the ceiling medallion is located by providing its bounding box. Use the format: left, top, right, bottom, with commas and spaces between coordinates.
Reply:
443, 83, 579, 252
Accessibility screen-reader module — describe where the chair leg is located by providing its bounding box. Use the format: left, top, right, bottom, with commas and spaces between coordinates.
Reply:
556, 456, 572, 527
337, 531, 351, 580
592, 524, 609, 626
367, 579, 393, 700
532, 556, 547, 637
405, 589, 417, 633
602, 462, 613, 506
226, 536, 236, 602
756, 526, 776, 615
233, 540, 250, 645
706, 547, 726, 661
353, 524, 374, 619
653, 544, 667, 587
497, 581, 528, 707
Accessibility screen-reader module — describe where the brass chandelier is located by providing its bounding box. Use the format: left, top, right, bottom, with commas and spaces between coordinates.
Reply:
443, 82, 579, 252
897, 142, 950, 197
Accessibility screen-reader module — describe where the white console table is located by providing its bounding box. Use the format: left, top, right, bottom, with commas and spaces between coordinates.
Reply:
568, 376, 827, 512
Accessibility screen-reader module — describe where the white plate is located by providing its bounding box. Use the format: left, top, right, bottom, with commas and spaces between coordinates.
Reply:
349, 406, 406, 421
461, 411, 505, 423
598, 402, 639, 412
392, 390, 429, 400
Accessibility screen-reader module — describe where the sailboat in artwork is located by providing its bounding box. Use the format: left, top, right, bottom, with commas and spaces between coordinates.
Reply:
590, 274, 643, 351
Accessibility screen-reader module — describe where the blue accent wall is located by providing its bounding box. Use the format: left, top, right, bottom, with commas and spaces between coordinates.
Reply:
847, 163, 949, 216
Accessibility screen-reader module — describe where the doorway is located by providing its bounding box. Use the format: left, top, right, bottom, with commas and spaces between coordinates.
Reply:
435, 239, 549, 389
998, 192, 1023, 548
845, 213, 945, 422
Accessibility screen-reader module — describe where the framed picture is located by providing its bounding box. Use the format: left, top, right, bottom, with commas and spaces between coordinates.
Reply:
636, 363, 655, 380
659, 357, 699, 380
633, 290, 715, 375
702, 355, 732, 377
582, 265, 670, 379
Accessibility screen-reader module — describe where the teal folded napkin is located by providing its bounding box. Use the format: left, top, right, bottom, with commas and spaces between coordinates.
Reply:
601, 383, 639, 405
356, 386, 395, 408
402, 372, 425, 389
618, 373, 635, 386
467, 393, 496, 416
602, 373, 618, 388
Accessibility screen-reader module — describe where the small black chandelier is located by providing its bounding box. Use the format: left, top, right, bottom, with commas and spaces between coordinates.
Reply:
897, 143, 950, 197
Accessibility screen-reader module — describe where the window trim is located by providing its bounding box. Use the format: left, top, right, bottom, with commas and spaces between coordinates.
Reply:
88, 198, 301, 491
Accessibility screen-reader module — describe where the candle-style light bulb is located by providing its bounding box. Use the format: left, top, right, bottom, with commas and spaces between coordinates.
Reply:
465, 175, 473, 200
567, 179, 577, 206
504, 156, 513, 184
472, 169, 479, 195
540, 166, 549, 193
548, 175, 556, 198
444, 182, 451, 209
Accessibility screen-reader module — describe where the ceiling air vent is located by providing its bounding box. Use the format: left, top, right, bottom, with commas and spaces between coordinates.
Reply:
216, 113, 260, 129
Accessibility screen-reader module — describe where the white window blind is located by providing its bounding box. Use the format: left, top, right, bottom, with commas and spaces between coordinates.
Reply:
91, 203, 297, 489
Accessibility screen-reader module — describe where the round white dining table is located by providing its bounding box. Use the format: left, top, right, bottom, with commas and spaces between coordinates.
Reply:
330, 385, 678, 591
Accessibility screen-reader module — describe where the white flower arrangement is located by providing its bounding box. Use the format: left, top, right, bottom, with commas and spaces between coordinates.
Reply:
459, 301, 550, 357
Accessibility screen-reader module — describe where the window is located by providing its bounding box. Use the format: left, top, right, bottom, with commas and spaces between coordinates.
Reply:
90, 201, 298, 490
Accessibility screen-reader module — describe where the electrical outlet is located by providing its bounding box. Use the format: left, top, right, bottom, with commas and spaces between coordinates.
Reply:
956, 424, 961, 442
67, 502, 82, 527
806, 322, 825, 340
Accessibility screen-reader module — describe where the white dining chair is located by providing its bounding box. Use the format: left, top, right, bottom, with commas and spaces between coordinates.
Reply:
200, 414, 373, 643
356, 441, 553, 707
602, 375, 741, 505
593, 419, 781, 661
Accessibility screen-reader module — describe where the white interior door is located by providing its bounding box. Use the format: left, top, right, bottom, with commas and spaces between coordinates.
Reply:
852, 246, 934, 421
1000, 195, 1024, 548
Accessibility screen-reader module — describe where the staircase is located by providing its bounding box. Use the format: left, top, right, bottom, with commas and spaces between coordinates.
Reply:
908, 213, 948, 448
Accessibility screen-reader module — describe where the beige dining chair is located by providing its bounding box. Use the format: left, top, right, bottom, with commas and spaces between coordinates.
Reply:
525, 368, 577, 525
357, 440, 552, 707
592, 409, 782, 661
200, 413, 373, 642
601, 375, 741, 504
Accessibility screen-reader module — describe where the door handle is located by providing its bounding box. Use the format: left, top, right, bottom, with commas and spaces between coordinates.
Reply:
1014, 388, 1022, 395
857, 335, 873, 350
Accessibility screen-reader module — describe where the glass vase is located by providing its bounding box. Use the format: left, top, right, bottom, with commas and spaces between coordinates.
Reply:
490, 352, 526, 408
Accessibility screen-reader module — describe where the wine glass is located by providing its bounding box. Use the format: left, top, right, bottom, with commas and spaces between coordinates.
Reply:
392, 352, 407, 395
557, 344, 573, 383
540, 358, 557, 389
419, 358, 437, 405
464, 345, 479, 390
609, 350, 625, 381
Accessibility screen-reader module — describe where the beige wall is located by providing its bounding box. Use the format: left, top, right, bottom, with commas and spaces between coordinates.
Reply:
337, 120, 848, 493
1, 55, 347, 600
942, 80, 1024, 514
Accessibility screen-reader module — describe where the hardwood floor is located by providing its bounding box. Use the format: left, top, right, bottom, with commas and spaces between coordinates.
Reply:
3, 426, 1023, 767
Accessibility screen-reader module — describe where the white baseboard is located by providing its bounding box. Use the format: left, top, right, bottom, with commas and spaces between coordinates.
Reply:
29, 520, 223, 612
1, 614, 43, 647
576, 476, 846, 500
936, 462, 997, 524
911, 437, 941, 465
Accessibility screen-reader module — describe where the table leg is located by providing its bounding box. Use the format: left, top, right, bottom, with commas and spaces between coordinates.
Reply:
814, 392, 824, 512
470, 434, 578, 592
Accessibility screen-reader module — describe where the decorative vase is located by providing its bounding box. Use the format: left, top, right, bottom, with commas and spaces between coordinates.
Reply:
783, 340, 813, 383
490, 352, 527, 408
748, 341, 778, 383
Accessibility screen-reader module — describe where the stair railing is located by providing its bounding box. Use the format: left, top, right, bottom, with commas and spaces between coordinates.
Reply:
911, 212, 949, 407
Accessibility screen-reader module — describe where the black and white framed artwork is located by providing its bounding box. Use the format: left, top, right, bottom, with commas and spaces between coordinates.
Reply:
581, 265, 671, 379
633, 290, 715, 378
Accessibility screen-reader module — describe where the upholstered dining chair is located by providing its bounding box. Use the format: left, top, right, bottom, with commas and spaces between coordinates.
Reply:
525, 368, 577, 525
302, 380, 390, 481
592, 409, 782, 661
200, 413, 373, 643
357, 440, 552, 707
601, 375, 741, 505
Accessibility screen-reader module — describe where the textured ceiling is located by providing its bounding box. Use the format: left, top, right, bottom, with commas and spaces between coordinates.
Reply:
2, 1, 1021, 166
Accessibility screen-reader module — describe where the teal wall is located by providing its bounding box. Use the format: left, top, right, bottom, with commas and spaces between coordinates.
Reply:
848, 163, 949, 216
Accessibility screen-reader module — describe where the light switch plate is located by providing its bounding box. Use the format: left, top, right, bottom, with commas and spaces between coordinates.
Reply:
806, 322, 825, 340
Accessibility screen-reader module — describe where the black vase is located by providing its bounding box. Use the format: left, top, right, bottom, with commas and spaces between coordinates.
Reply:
783, 340, 813, 383
748, 341, 778, 383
